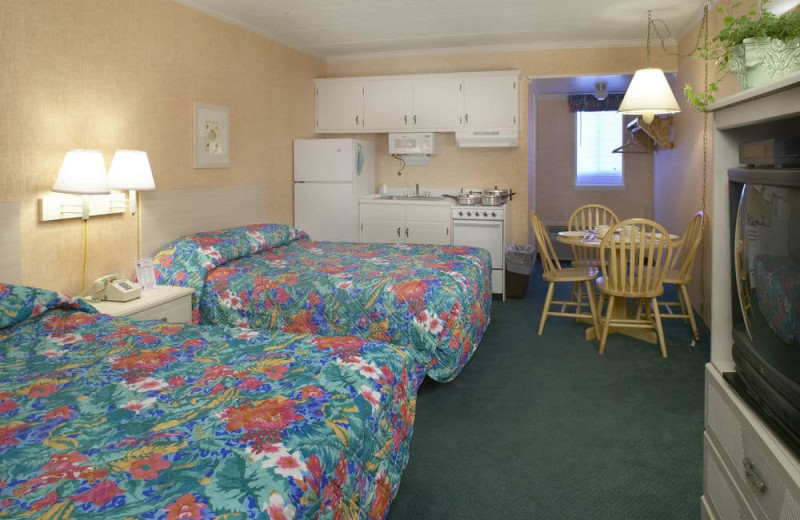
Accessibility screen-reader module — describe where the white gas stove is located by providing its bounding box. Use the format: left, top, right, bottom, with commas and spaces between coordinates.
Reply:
450, 200, 511, 300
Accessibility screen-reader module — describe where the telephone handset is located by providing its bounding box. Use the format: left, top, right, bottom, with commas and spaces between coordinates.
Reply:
87, 274, 141, 302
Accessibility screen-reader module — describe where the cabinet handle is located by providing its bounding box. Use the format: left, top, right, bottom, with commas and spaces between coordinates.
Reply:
397, 227, 401, 237
465, 113, 469, 124
404, 115, 408, 125
743, 457, 767, 493
446, 227, 449, 235
413, 115, 417, 125
405, 227, 409, 238
355, 115, 359, 125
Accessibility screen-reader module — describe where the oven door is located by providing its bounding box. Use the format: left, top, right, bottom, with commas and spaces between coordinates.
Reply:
452, 219, 504, 294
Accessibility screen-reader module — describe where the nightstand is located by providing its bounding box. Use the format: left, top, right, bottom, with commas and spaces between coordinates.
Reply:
87, 285, 194, 324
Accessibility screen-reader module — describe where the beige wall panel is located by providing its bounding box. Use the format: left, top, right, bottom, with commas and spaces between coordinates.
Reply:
325, 47, 676, 245
535, 98, 654, 226
4, 0, 322, 295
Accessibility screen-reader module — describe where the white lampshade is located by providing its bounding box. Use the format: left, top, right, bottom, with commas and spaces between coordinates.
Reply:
108, 150, 156, 191
618, 68, 681, 124
52, 150, 110, 194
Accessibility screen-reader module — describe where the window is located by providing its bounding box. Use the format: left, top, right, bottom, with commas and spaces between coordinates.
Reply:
575, 111, 624, 188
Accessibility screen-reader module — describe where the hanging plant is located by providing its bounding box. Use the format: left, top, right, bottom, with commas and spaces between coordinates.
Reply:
685, 0, 800, 110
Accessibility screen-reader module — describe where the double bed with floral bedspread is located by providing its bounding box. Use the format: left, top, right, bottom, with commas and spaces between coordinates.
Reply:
0, 283, 423, 519
150, 224, 492, 382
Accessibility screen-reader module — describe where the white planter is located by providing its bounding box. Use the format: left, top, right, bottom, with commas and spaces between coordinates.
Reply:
730, 37, 800, 89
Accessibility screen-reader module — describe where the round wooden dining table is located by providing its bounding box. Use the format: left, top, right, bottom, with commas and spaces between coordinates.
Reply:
555, 230, 680, 344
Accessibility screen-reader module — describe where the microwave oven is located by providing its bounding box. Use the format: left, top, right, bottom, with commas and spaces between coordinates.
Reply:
388, 133, 439, 155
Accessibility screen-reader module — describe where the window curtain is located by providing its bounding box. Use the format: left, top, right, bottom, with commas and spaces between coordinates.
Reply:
567, 94, 624, 112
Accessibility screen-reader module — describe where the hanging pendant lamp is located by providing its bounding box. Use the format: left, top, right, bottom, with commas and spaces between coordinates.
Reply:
619, 11, 681, 124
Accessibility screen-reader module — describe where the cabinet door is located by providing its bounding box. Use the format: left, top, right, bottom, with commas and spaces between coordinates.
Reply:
316, 82, 363, 132
363, 80, 412, 131
412, 78, 464, 130
463, 75, 519, 129
361, 219, 404, 243
406, 221, 451, 245
404, 205, 451, 245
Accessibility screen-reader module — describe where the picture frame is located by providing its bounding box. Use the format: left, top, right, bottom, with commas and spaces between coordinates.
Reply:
193, 102, 230, 168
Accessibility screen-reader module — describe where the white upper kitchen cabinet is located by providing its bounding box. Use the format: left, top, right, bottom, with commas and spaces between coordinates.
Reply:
363, 80, 412, 131
315, 81, 363, 132
411, 77, 464, 130
463, 74, 519, 129
315, 71, 520, 134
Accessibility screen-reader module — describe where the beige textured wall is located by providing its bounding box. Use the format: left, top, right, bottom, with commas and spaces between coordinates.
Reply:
326, 47, 676, 246
2, 0, 322, 295
535, 98, 654, 227
653, 0, 740, 324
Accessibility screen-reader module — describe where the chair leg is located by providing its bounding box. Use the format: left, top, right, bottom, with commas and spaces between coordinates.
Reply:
585, 280, 601, 339
651, 297, 668, 358
539, 282, 555, 335
676, 286, 689, 322
680, 284, 700, 341
599, 295, 615, 355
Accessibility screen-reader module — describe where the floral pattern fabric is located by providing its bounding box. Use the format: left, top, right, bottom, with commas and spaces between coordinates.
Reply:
152, 225, 492, 382
753, 255, 800, 345
0, 283, 422, 519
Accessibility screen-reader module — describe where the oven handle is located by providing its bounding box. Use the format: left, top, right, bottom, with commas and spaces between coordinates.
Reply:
453, 221, 503, 228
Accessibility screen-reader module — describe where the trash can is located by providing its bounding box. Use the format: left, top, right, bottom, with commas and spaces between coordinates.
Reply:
505, 244, 535, 299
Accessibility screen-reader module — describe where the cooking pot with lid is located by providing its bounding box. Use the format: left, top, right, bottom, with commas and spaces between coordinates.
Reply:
480, 187, 514, 206
481, 193, 505, 206
443, 193, 481, 205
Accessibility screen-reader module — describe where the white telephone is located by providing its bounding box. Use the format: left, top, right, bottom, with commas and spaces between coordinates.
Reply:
88, 274, 141, 302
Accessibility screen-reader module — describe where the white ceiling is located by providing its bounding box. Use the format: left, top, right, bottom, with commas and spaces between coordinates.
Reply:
171, 0, 709, 61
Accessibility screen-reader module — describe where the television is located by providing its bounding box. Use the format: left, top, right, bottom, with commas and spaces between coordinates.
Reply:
726, 167, 800, 455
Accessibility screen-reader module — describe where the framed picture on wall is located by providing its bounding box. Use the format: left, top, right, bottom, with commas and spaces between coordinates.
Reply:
193, 102, 230, 169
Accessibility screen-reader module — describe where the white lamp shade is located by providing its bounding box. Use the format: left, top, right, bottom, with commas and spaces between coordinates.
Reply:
618, 68, 681, 123
108, 150, 156, 191
52, 150, 110, 194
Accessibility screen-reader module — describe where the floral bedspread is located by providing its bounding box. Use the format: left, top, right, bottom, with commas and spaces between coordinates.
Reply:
0, 283, 422, 519
753, 255, 800, 345
152, 225, 492, 382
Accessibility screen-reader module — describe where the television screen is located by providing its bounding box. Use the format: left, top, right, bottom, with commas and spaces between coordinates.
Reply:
729, 170, 800, 453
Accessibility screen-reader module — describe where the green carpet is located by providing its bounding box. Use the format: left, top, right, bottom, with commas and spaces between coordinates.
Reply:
388, 266, 709, 520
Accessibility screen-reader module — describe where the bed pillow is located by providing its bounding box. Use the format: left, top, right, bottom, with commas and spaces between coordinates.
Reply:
0, 283, 96, 329
150, 224, 309, 318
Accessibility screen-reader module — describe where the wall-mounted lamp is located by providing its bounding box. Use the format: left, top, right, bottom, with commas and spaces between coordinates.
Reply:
49, 150, 110, 220
618, 11, 681, 124
108, 150, 156, 215
39, 150, 127, 222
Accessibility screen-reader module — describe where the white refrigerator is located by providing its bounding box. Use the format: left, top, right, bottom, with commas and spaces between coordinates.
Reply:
293, 138, 375, 242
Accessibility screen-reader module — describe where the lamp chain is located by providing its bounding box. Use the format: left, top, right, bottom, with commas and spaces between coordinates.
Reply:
699, 1, 710, 321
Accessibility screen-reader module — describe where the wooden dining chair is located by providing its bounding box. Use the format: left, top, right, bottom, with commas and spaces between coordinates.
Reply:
656, 211, 706, 340
531, 212, 600, 336
596, 218, 674, 358
568, 204, 620, 267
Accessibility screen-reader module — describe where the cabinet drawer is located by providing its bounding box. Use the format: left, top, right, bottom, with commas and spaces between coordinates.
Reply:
404, 205, 450, 222
361, 204, 405, 220
706, 368, 800, 520
705, 432, 755, 520
128, 297, 191, 324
